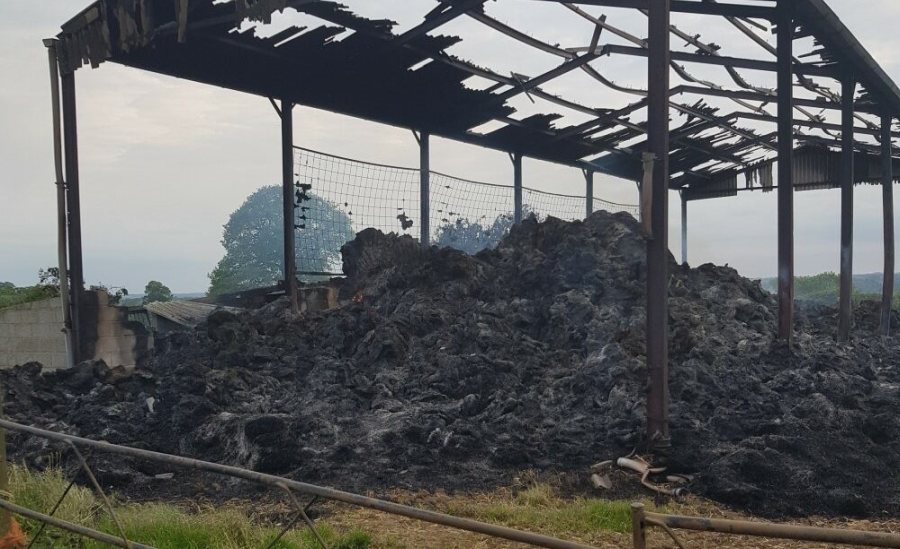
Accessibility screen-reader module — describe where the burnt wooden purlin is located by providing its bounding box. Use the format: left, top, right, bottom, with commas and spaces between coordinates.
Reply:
50, 0, 900, 455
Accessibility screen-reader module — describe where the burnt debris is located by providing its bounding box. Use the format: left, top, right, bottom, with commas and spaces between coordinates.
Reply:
4, 211, 900, 518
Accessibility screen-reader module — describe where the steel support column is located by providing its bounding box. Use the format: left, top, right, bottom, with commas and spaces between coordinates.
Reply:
645, 0, 670, 451
881, 114, 895, 337
61, 72, 83, 362
281, 100, 299, 314
681, 194, 688, 265
513, 153, 523, 223
776, 3, 795, 342
45, 40, 74, 369
838, 78, 857, 342
420, 132, 431, 247
585, 170, 594, 219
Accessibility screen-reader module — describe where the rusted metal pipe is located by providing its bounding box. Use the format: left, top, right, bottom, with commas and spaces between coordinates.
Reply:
0, 498, 155, 549
0, 419, 598, 549
643, 510, 900, 548
45, 39, 74, 369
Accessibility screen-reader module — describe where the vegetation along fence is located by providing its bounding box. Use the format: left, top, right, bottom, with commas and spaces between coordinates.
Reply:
630, 503, 900, 548
292, 147, 639, 275
0, 418, 599, 549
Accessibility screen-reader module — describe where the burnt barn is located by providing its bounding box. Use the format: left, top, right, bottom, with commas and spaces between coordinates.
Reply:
46, 0, 900, 456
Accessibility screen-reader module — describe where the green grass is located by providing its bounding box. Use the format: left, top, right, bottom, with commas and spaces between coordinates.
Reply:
444, 483, 633, 537
5, 465, 372, 549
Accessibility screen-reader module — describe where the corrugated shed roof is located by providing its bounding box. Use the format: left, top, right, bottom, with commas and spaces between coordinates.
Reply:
145, 301, 238, 328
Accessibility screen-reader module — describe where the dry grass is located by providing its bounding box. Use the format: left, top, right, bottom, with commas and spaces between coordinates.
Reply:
325, 485, 900, 549
6, 466, 900, 548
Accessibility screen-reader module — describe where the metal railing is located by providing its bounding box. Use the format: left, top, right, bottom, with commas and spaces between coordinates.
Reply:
631, 503, 900, 549
0, 419, 597, 549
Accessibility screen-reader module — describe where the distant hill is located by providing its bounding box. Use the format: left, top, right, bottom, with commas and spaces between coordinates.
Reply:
760, 272, 899, 305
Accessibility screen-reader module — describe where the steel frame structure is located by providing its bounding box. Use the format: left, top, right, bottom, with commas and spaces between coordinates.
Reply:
47, 0, 900, 452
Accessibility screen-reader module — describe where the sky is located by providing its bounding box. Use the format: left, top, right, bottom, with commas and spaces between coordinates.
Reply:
1, 1, 900, 293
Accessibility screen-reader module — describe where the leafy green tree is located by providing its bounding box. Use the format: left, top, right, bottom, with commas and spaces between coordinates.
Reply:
143, 280, 173, 304
208, 186, 354, 296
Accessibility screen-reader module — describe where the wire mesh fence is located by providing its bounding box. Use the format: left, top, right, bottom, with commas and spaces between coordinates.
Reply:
293, 146, 639, 275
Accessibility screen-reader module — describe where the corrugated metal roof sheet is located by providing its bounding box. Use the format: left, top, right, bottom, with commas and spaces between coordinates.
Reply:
145, 301, 238, 328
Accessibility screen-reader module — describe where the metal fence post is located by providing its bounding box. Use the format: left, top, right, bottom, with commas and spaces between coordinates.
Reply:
281, 100, 299, 314
645, 0, 671, 453
584, 169, 594, 219
61, 70, 83, 361
881, 113, 895, 337
681, 193, 688, 266
44, 38, 75, 369
513, 152, 523, 223
776, 1, 795, 342
631, 503, 647, 549
420, 132, 430, 247
838, 77, 857, 342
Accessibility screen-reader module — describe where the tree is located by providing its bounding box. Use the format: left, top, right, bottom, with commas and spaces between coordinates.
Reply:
38, 267, 60, 288
208, 186, 354, 296
143, 280, 173, 304
434, 207, 539, 255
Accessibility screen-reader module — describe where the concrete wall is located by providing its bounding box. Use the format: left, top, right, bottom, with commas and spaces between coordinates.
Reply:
0, 298, 68, 370
0, 291, 153, 370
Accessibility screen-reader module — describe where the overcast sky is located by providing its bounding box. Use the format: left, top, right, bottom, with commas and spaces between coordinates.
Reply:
2, 1, 899, 293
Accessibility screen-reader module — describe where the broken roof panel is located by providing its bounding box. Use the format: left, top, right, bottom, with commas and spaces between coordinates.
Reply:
55, 0, 900, 195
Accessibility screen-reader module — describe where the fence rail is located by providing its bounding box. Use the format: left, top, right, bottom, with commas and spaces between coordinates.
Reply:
293, 146, 639, 275
0, 418, 597, 549
631, 503, 900, 549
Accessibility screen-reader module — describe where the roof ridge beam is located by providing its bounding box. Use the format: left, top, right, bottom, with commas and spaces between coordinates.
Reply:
585, 44, 836, 79
528, 0, 776, 20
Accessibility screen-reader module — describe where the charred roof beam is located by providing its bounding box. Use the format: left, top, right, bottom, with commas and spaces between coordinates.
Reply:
734, 111, 900, 139
528, 0, 776, 20
393, 0, 486, 46
467, 7, 778, 162
592, 44, 836, 79
494, 53, 600, 102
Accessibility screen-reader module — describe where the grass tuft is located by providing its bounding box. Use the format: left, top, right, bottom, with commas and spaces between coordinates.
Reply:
4, 465, 372, 549
445, 483, 632, 536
